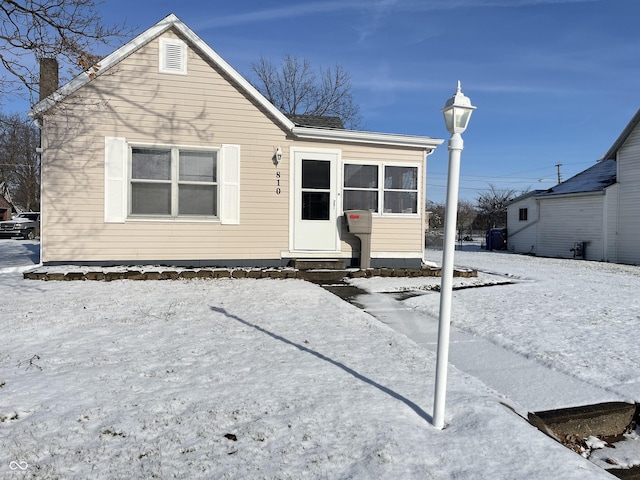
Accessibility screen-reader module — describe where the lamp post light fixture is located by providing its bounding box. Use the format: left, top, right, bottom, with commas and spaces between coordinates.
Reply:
432, 81, 476, 430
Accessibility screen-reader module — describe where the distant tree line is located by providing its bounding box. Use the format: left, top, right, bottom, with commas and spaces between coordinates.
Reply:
427, 184, 522, 237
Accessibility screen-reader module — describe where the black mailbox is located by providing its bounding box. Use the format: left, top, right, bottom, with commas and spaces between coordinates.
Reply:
345, 210, 372, 269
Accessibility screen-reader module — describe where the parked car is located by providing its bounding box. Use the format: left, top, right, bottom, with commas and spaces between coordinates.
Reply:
0, 212, 40, 240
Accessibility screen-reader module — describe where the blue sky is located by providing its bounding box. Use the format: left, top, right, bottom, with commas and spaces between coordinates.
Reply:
8, 0, 640, 203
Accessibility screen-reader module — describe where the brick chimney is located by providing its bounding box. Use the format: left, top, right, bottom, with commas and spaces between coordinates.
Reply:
39, 58, 59, 101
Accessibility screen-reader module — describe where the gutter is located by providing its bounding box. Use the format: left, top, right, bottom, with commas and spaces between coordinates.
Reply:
291, 126, 444, 151
536, 190, 606, 200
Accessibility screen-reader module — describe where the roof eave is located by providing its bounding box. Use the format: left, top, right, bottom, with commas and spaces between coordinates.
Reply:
28, 14, 296, 131
28, 13, 444, 152
537, 189, 607, 199
291, 126, 444, 150
600, 108, 640, 161
30, 14, 177, 117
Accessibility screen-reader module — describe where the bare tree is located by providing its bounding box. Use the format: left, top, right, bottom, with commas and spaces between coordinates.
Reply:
475, 183, 518, 229
427, 199, 477, 234
456, 199, 477, 238
0, 0, 131, 103
251, 54, 361, 129
426, 200, 444, 229
0, 113, 40, 211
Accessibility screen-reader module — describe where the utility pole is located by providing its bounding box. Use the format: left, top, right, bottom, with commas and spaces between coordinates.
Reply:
555, 163, 562, 183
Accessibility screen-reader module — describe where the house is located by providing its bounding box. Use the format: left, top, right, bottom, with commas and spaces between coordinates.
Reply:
0, 193, 14, 221
29, 14, 443, 268
506, 108, 640, 264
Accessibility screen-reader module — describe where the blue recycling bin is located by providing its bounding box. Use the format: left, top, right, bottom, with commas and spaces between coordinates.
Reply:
486, 228, 507, 251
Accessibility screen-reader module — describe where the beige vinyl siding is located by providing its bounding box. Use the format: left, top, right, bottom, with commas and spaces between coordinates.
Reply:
41, 28, 428, 264
41, 30, 290, 263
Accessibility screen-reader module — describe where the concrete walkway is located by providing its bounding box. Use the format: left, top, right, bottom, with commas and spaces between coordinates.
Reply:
350, 289, 622, 415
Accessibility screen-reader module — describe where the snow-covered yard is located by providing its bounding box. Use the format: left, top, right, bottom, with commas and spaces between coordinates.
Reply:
1, 240, 638, 478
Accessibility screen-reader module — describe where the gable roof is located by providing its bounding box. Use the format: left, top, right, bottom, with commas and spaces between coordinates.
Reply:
537, 158, 616, 197
601, 108, 640, 161
0, 193, 13, 209
29, 14, 443, 151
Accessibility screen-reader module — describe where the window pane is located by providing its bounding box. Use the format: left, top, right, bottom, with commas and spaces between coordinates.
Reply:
179, 184, 217, 216
302, 192, 329, 220
384, 166, 417, 190
131, 183, 171, 215
384, 191, 417, 214
302, 159, 330, 189
344, 190, 378, 212
179, 151, 216, 182
519, 208, 528, 221
132, 148, 171, 180
344, 164, 378, 188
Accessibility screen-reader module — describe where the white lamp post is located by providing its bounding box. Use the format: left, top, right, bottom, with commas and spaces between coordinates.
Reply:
432, 81, 476, 429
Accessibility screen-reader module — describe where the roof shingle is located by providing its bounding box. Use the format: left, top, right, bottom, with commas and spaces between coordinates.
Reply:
286, 114, 345, 129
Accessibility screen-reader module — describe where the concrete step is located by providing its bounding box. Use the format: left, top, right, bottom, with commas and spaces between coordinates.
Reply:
299, 269, 349, 283
529, 402, 640, 479
528, 402, 637, 440
291, 259, 346, 270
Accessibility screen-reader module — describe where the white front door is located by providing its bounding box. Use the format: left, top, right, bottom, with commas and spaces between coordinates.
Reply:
292, 150, 339, 251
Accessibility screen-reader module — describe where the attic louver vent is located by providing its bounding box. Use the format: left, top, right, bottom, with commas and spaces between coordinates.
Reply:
160, 38, 187, 74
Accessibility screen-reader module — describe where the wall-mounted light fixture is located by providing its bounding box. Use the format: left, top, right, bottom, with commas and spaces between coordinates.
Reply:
274, 146, 283, 165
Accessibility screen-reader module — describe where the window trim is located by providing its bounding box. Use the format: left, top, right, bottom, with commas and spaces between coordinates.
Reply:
383, 164, 419, 215
343, 162, 380, 213
128, 143, 219, 221
342, 160, 421, 217
519, 207, 528, 221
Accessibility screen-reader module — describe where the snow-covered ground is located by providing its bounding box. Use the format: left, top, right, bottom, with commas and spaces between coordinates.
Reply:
1, 239, 638, 478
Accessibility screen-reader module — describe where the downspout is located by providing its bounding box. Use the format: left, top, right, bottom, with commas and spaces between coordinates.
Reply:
507, 212, 541, 237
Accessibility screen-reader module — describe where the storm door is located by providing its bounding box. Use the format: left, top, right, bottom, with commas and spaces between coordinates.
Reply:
292, 151, 339, 251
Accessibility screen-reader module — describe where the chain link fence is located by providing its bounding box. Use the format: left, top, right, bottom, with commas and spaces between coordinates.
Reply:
425, 228, 486, 250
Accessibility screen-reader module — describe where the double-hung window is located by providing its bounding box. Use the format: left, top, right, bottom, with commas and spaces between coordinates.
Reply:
343, 163, 418, 215
383, 166, 418, 214
343, 164, 379, 212
130, 147, 217, 218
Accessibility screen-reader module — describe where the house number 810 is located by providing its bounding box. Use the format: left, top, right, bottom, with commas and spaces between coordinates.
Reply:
276, 171, 281, 195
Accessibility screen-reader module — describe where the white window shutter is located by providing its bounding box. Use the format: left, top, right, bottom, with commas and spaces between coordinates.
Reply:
104, 137, 127, 223
220, 144, 240, 225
